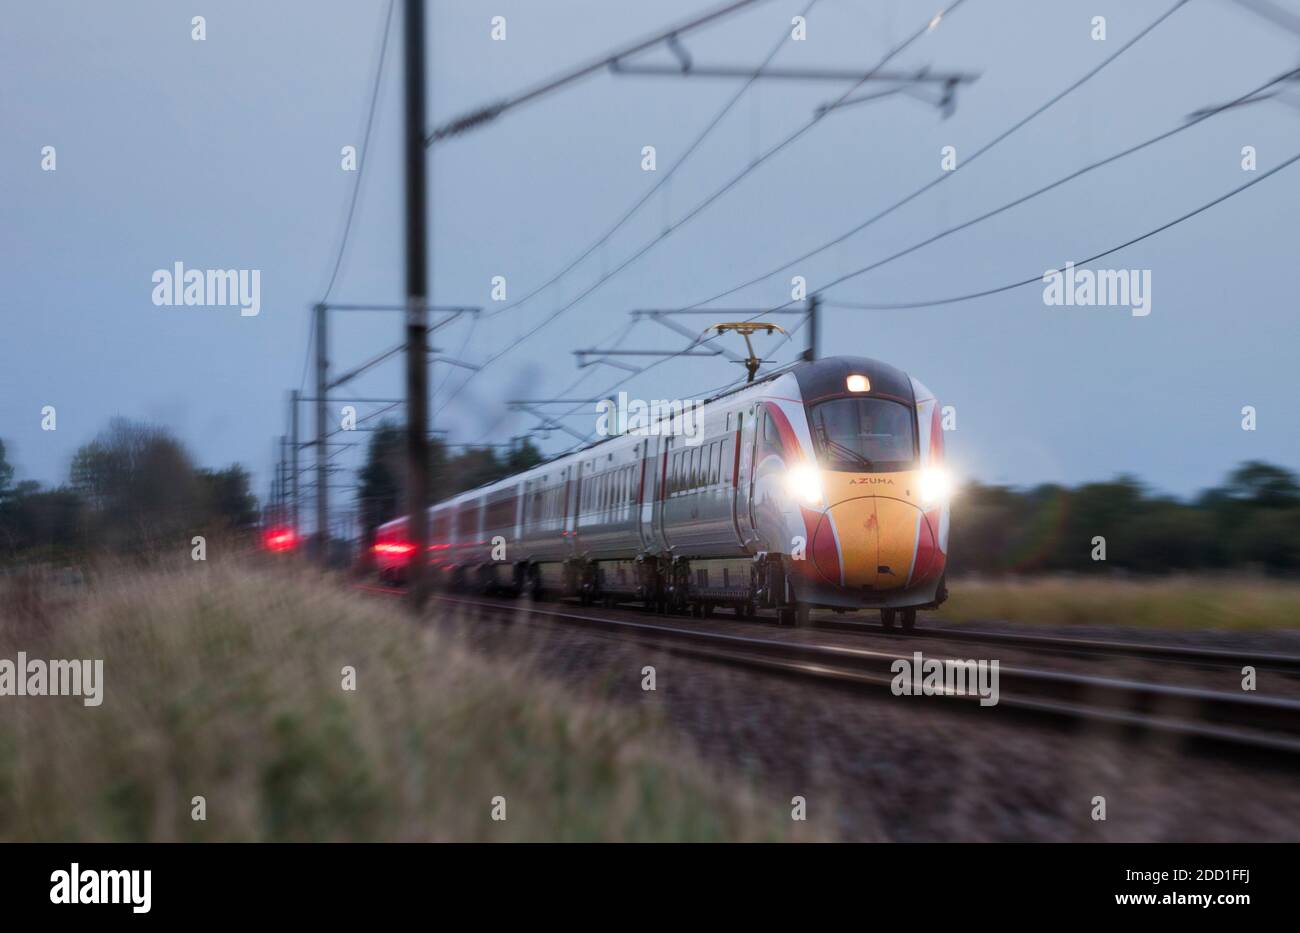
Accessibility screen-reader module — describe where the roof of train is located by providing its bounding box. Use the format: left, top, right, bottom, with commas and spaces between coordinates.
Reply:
381, 354, 914, 524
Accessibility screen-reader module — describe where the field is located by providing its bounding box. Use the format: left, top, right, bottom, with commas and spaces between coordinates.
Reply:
935, 574, 1300, 631
0, 566, 811, 842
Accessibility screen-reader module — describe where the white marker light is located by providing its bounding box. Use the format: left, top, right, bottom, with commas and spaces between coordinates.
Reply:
786, 464, 824, 506
846, 374, 870, 392
918, 466, 954, 506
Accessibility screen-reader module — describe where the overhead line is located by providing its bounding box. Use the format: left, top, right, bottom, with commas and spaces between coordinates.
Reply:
483, 0, 823, 322
468, 317, 639, 443
678, 0, 1192, 311
824, 147, 1300, 310
499, 2, 1264, 455
764, 65, 1300, 310
321, 0, 397, 303
300, 0, 396, 398
526, 0, 1191, 420
436, 0, 971, 418
424, 0, 772, 145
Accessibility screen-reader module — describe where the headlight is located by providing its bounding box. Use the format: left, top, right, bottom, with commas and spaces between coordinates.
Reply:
918, 467, 953, 506
786, 464, 823, 506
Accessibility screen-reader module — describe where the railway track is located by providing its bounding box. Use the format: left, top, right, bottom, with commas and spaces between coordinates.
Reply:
812, 615, 1300, 675
356, 584, 1300, 757
358, 581, 1300, 676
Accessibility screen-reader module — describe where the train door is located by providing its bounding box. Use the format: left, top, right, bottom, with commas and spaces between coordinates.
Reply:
664, 436, 684, 553
635, 439, 655, 553
562, 464, 576, 556
651, 435, 670, 553
733, 404, 761, 548
574, 462, 585, 556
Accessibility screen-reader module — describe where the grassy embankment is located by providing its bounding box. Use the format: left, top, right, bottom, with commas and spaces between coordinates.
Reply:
934, 574, 1300, 630
0, 566, 809, 842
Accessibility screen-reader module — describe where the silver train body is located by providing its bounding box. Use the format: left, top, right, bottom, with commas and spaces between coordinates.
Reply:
374, 356, 951, 622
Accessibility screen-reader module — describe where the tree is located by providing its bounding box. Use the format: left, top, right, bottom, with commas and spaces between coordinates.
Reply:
436, 446, 505, 497
1124, 504, 1215, 572
69, 418, 202, 552
1230, 509, 1300, 572
1219, 461, 1300, 509
356, 430, 549, 541
0, 488, 84, 558
356, 422, 405, 541
505, 438, 545, 474
197, 465, 259, 531
0, 439, 14, 504
1056, 476, 1145, 571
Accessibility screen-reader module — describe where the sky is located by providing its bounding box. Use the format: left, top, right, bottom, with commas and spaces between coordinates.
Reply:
3, 0, 1298, 521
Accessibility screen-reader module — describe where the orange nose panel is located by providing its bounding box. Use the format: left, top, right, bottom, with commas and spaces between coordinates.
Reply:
812, 496, 922, 590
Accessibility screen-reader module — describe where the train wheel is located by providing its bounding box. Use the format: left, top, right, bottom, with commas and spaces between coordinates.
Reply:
881, 608, 896, 630
794, 603, 811, 628
777, 607, 795, 627
900, 609, 917, 632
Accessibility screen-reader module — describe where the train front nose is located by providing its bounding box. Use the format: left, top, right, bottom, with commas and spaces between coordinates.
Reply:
811, 495, 931, 590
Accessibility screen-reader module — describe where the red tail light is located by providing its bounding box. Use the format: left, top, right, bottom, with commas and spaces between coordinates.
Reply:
373, 541, 416, 558
263, 526, 299, 552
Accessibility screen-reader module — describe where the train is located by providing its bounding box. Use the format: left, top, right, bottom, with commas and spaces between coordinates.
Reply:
373, 355, 951, 629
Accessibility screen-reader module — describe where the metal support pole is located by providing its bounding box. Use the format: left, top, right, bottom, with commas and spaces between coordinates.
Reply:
290, 389, 300, 532
314, 302, 329, 562
279, 435, 289, 520
271, 440, 281, 513
404, 0, 431, 609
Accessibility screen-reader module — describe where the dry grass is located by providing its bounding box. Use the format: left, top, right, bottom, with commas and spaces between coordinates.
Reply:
934, 574, 1300, 630
0, 566, 812, 842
